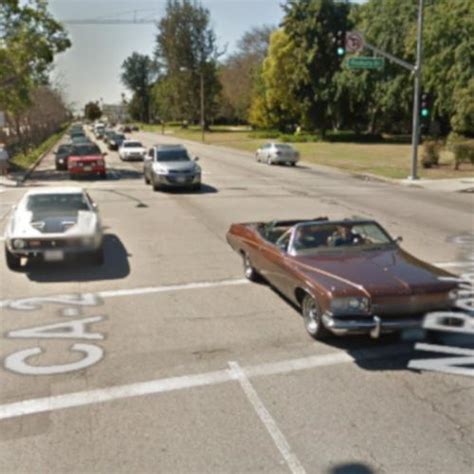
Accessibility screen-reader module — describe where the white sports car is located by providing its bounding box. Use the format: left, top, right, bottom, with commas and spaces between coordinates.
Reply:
4, 187, 104, 270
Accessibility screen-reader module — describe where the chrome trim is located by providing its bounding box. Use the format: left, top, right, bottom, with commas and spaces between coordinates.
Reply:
322, 312, 422, 338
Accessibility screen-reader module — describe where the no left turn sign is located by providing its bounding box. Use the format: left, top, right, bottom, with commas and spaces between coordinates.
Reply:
346, 31, 365, 53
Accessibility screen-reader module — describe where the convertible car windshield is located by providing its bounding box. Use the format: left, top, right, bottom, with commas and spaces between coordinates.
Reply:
26, 193, 90, 213
273, 221, 394, 254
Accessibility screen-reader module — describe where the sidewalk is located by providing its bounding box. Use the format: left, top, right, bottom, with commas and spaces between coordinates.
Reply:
400, 176, 474, 193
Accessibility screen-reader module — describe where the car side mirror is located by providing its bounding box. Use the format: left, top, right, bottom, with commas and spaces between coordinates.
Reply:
102, 152, 107, 156
395, 236, 403, 244
277, 242, 288, 253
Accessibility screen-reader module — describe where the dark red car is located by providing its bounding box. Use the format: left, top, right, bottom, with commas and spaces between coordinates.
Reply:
226, 218, 458, 340
68, 143, 107, 179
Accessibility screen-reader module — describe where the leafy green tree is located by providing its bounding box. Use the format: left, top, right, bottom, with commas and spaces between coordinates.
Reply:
153, 0, 221, 126
415, 0, 474, 135
121, 53, 157, 123
281, 0, 351, 135
249, 29, 300, 130
84, 102, 102, 121
0, 0, 71, 112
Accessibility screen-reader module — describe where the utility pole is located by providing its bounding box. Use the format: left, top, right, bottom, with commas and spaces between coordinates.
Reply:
200, 71, 205, 143
410, 0, 425, 180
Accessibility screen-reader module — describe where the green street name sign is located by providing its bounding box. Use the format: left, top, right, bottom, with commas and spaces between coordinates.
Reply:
347, 57, 385, 70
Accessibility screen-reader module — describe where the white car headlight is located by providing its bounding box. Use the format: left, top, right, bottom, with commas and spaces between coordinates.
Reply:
13, 239, 26, 249
330, 297, 370, 315
153, 164, 168, 174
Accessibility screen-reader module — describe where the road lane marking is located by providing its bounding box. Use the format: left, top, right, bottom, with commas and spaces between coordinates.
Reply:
0, 343, 415, 420
0, 278, 250, 309
229, 361, 306, 474
435, 261, 473, 269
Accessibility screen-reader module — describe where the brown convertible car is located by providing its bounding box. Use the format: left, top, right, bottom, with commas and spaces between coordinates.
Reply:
226, 218, 458, 340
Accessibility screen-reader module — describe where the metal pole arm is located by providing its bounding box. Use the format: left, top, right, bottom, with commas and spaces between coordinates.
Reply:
364, 42, 415, 72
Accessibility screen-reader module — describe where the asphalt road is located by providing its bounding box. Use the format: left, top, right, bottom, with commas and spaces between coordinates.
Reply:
0, 129, 473, 474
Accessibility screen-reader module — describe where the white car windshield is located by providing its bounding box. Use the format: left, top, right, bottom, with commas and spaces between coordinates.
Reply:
26, 194, 90, 213
124, 142, 143, 148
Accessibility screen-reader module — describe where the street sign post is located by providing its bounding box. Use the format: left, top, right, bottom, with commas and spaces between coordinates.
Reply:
345, 31, 364, 53
347, 57, 385, 70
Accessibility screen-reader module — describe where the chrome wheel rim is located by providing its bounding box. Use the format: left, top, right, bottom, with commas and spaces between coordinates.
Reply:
243, 255, 253, 278
304, 298, 319, 334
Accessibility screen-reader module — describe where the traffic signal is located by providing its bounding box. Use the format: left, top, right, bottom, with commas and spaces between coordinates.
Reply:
420, 92, 431, 118
335, 30, 346, 57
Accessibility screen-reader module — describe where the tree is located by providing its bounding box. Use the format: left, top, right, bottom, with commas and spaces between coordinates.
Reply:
219, 25, 274, 123
84, 102, 102, 121
121, 53, 157, 123
281, 0, 352, 135
249, 29, 300, 130
0, 0, 71, 112
153, 0, 221, 126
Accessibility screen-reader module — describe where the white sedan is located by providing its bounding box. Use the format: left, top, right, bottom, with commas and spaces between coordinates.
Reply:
118, 140, 146, 161
256, 143, 299, 166
4, 187, 104, 270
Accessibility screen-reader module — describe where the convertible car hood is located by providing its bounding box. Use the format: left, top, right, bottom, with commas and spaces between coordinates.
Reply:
12, 210, 96, 236
292, 248, 454, 296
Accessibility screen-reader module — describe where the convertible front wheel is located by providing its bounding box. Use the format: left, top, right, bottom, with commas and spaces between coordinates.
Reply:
302, 294, 330, 340
242, 252, 259, 282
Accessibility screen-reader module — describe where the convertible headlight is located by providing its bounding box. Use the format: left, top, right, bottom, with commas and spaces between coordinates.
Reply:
330, 297, 370, 315
13, 239, 26, 249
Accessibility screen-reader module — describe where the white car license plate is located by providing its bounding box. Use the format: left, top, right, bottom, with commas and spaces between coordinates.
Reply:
176, 176, 187, 183
44, 250, 64, 261
83, 166, 92, 172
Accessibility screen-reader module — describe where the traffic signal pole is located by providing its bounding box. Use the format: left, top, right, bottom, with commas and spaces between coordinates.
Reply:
409, 0, 425, 180
347, 0, 425, 180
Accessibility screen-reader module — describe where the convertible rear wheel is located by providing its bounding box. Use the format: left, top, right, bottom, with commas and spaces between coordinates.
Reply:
302, 294, 330, 340
5, 247, 21, 271
242, 252, 259, 282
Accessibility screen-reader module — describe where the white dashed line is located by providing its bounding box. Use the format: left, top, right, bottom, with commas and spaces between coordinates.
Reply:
0, 278, 250, 309
0, 344, 414, 420
229, 361, 306, 474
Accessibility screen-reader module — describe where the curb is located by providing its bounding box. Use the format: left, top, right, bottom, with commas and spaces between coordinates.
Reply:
15, 130, 67, 185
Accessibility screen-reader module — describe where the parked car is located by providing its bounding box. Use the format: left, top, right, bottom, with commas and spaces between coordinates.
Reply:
94, 125, 106, 139
4, 187, 104, 270
256, 143, 299, 166
120, 125, 132, 133
54, 144, 72, 171
118, 140, 146, 161
226, 217, 458, 340
108, 133, 126, 151
144, 145, 201, 191
68, 143, 107, 179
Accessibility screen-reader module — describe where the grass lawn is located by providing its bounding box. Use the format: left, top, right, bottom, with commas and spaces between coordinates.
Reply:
9, 127, 67, 172
137, 124, 474, 180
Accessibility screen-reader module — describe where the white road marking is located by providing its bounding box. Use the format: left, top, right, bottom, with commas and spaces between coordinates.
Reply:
0, 278, 250, 309
0, 344, 413, 420
435, 261, 473, 269
229, 361, 306, 474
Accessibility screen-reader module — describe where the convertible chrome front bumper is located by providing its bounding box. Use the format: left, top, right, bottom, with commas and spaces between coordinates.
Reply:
322, 313, 422, 338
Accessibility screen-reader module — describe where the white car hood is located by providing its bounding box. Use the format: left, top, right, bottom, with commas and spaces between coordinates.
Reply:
10, 210, 97, 238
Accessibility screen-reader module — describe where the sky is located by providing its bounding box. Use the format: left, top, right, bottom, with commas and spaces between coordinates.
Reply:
49, 0, 285, 111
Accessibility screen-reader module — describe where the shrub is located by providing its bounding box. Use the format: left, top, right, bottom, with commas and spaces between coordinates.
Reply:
279, 133, 320, 143
452, 143, 474, 170
421, 140, 441, 168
